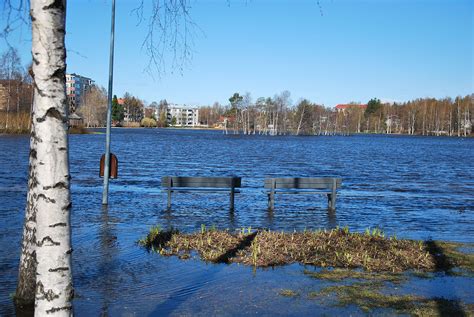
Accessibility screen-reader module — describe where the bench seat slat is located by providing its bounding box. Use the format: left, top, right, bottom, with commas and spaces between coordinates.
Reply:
167, 188, 241, 193
268, 190, 332, 195
162, 176, 241, 188
265, 183, 341, 189
264, 178, 341, 189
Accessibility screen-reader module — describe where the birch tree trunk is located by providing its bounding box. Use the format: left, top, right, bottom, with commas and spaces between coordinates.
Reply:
29, 0, 73, 315
296, 104, 305, 136
6, 79, 11, 129
15, 141, 39, 307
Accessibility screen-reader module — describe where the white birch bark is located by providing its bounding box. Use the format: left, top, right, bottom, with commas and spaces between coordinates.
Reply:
30, 0, 73, 315
296, 104, 305, 136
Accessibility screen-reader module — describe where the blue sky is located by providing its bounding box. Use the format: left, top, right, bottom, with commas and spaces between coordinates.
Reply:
1, 0, 473, 107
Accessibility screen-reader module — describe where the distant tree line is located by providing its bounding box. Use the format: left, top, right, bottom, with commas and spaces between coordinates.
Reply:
1, 48, 471, 136
0, 47, 33, 133
197, 92, 473, 137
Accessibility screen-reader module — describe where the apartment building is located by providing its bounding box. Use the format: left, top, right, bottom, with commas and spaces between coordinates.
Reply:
166, 105, 199, 127
66, 73, 94, 113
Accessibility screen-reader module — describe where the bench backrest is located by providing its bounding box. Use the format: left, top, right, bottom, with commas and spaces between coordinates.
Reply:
264, 177, 342, 189
162, 176, 242, 188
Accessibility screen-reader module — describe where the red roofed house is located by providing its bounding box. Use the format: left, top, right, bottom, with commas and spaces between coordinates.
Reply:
335, 104, 367, 113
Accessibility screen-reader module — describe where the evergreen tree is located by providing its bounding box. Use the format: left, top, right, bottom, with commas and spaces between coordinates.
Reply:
111, 95, 124, 122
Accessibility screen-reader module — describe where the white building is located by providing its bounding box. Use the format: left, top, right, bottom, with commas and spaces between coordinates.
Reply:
167, 105, 199, 127
66, 73, 94, 113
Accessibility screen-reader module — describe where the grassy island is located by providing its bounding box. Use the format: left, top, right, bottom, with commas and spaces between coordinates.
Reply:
139, 226, 473, 273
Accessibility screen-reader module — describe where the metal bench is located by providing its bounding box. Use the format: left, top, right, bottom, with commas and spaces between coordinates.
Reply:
161, 176, 242, 210
264, 177, 342, 211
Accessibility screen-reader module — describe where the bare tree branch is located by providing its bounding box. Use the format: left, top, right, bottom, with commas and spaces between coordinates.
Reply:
133, 0, 199, 78
1, 0, 29, 45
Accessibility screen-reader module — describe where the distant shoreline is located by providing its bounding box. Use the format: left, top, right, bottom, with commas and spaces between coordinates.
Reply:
1, 126, 472, 138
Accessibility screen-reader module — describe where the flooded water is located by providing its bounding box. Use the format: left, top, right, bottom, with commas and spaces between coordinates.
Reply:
1, 129, 473, 315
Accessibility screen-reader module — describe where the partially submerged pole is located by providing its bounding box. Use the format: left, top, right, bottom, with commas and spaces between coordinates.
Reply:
102, 0, 116, 205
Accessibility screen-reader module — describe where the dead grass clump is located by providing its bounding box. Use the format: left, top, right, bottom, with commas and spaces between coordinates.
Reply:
139, 226, 474, 273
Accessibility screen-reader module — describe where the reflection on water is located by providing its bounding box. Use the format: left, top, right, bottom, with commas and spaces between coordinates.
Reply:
97, 206, 118, 315
0, 129, 473, 315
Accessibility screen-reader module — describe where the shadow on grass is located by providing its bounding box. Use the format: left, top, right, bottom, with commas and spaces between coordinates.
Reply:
432, 298, 467, 317
424, 240, 454, 272
215, 232, 257, 264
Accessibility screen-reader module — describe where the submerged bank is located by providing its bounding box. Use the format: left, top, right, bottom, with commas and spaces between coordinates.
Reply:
139, 226, 474, 315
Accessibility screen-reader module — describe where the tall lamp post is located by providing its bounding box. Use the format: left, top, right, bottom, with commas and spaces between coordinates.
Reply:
102, 0, 116, 205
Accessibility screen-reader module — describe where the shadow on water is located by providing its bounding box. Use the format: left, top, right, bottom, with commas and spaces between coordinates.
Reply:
149, 232, 259, 315
148, 263, 225, 316
424, 240, 466, 317
228, 210, 236, 228
327, 209, 337, 229
97, 205, 119, 316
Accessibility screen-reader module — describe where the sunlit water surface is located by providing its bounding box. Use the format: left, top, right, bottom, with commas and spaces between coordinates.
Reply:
1, 129, 473, 315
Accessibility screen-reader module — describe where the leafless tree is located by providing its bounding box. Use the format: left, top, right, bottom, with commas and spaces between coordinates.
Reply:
78, 85, 107, 127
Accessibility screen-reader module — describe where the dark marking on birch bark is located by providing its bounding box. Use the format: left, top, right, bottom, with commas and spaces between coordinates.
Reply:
31, 131, 43, 143
29, 174, 39, 189
62, 202, 72, 212
51, 67, 65, 80
36, 281, 60, 301
54, 181, 68, 189
46, 305, 73, 314
26, 211, 37, 224
49, 222, 67, 228
36, 108, 67, 123
30, 149, 37, 159
32, 57, 40, 65
37, 194, 56, 204
38, 236, 60, 247
66, 248, 73, 254
48, 267, 69, 272
28, 65, 34, 79
39, 162, 45, 165
58, 147, 66, 151
33, 82, 47, 97
43, 182, 68, 190
42, 0, 65, 11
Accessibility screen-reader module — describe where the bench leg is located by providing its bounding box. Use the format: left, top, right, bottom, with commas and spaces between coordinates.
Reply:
230, 188, 235, 211
268, 191, 275, 211
167, 189, 172, 209
327, 194, 336, 211
268, 180, 276, 211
